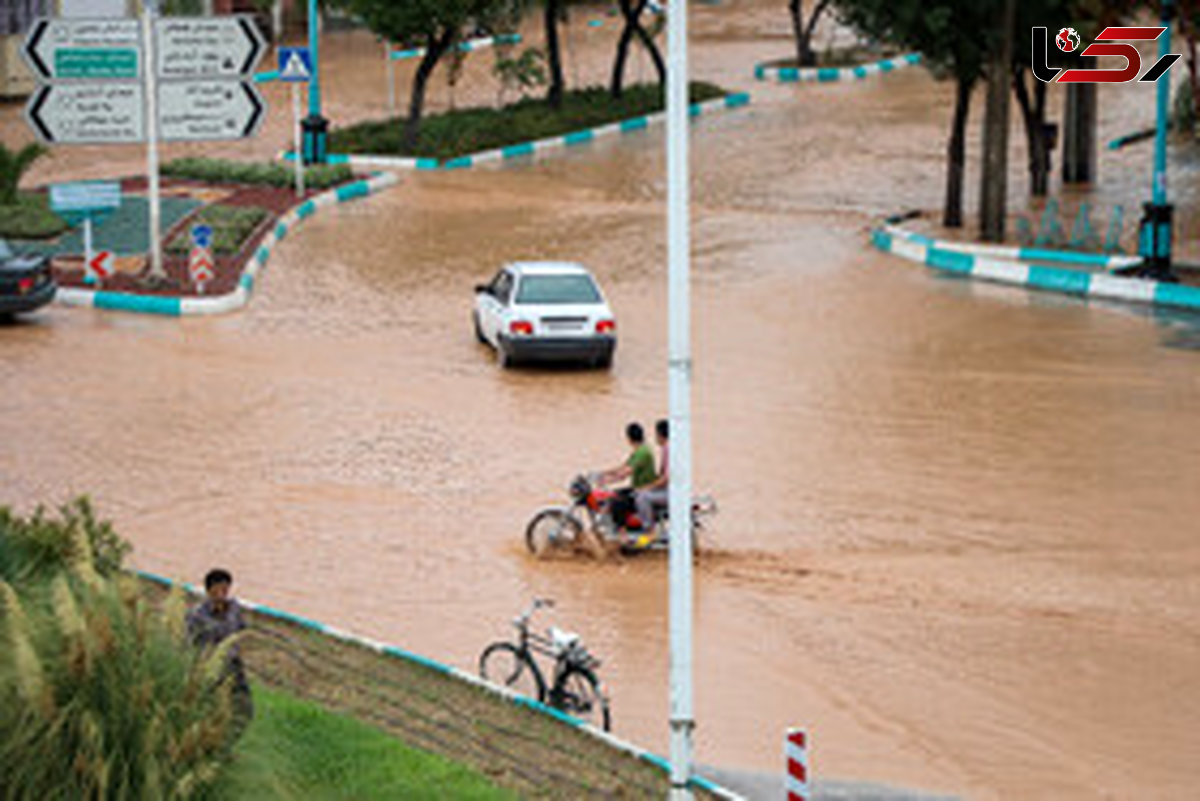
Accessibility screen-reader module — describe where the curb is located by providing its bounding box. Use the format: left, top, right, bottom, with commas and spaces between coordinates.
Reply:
882, 224, 1142, 271
134, 569, 742, 800
53, 173, 398, 317
871, 225, 1200, 314
281, 92, 751, 172
390, 32, 521, 62
754, 52, 921, 83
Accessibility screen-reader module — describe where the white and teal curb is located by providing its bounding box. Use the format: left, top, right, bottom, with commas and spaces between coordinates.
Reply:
871, 225, 1200, 313
754, 52, 921, 83
883, 224, 1142, 271
54, 173, 398, 317
390, 32, 521, 62
134, 569, 741, 800
282, 92, 751, 172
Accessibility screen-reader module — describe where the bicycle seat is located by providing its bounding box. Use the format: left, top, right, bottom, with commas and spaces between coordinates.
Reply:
549, 626, 580, 653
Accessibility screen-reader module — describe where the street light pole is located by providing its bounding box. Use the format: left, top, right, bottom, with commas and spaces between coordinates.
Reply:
142, 0, 164, 281
665, 0, 694, 798
1140, 0, 1175, 280
302, 0, 328, 163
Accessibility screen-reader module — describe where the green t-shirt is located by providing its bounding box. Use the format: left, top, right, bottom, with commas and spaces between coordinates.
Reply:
627, 445, 657, 489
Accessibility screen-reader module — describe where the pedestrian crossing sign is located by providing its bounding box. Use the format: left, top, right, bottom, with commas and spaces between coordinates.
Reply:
278, 47, 312, 83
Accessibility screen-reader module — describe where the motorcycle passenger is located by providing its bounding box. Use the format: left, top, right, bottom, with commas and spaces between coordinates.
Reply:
599, 422, 657, 530
635, 419, 670, 530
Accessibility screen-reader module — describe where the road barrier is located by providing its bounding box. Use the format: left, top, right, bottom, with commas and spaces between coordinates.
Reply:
54, 173, 398, 317
281, 92, 752, 172
135, 569, 742, 800
872, 224, 1200, 314
883, 224, 1141, 270
786, 729, 810, 801
754, 52, 921, 83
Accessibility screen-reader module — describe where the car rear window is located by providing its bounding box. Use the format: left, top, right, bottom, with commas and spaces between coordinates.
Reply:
515, 274, 601, 305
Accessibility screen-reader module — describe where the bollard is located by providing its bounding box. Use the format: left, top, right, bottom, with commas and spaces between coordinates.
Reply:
785, 728, 809, 801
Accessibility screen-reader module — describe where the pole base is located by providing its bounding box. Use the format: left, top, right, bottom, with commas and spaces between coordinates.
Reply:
301, 114, 330, 165
1137, 202, 1175, 281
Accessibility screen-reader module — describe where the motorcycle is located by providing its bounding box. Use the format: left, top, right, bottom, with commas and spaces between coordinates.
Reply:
525, 473, 716, 559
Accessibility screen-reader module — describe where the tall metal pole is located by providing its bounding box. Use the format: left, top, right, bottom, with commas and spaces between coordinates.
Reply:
143, 0, 164, 280
302, 0, 328, 163
1139, 0, 1175, 280
666, 0, 694, 798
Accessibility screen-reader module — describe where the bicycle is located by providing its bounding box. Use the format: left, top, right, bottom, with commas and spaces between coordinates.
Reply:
478, 598, 611, 731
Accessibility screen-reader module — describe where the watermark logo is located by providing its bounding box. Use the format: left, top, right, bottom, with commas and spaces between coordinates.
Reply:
1056, 27, 1081, 53
1033, 26, 1181, 84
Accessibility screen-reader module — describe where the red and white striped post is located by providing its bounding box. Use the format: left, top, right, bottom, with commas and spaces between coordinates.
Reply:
785, 728, 809, 801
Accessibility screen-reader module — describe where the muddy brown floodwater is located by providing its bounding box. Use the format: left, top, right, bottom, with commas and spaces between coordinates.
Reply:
2, 2, 1199, 799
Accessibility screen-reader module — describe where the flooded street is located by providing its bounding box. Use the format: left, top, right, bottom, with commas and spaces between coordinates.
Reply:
3, 2, 1199, 799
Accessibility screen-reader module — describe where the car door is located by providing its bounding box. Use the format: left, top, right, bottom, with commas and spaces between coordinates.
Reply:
479, 270, 512, 345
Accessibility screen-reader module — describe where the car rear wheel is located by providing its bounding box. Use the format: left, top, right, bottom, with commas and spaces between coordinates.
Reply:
473, 312, 487, 344
497, 345, 514, 369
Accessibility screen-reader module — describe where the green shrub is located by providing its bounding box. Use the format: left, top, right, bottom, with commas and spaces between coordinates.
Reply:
0, 497, 129, 586
0, 503, 237, 799
0, 192, 71, 240
329, 81, 728, 160
161, 158, 354, 191
166, 205, 269, 256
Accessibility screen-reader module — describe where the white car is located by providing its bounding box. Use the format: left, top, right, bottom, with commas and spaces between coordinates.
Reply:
473, 262, 617, 369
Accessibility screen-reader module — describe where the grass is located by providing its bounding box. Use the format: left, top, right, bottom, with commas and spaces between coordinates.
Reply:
161, 158, 354, 190
166, 204, 269, 255
0, 192, 70, 240
329, 82, 728, 160
207, 686, 515, 801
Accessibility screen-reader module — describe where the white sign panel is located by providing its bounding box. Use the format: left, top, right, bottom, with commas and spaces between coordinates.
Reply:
158, 80, 264, 141
155, 17, 265, 80
22, 19, 141, 80
26, 82, 143, 144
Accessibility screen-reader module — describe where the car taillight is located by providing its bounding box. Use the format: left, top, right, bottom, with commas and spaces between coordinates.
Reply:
17, 277, 34, 294
509, 320, 534, 336
595, 319, 615, 334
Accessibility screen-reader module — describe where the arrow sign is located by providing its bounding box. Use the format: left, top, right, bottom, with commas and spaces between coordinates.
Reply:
155, 17, 265, 79
189, 247, 215, 290
191, 223, 214, 249
22, 18, 141, 80
87, 250, 114, 281
25, 82, 144, 144
158, 80, 264, 141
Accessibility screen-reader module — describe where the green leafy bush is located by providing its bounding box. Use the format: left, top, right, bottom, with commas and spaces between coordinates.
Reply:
0, 192, 71, 241
329, 82, 728, 160
166, 205, 269, 256
161, 158, 354, 190
0, 502, 237, 799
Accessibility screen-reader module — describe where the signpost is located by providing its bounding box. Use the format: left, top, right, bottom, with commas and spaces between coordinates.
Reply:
22, 11, 268, 282
278, 46, 312, 198
49, 181, 121, 285
189, 223, 214, 294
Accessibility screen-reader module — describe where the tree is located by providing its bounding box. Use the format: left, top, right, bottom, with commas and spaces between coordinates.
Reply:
611, 0, 666, 99
545, 0, 565, 108
789, 0, 832, 68
979, 0, 1016, 242
328, 0, 514, 147
0, 142, 46, 207
836, 0, 989, 228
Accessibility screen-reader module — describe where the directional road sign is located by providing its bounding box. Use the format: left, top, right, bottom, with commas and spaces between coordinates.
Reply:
26, 83, 143, 144
191, 224, 214, 250
155, 17, 265, 80
22, 19, 141, 80
158, 80, 264, 141
87, 250, 114, 281
277, 47, 312, 83
49, 181, 122, 214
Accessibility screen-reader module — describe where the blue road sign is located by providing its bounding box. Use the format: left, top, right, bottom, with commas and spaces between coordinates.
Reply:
278, 47, 312, 83
191, 224, 214, 250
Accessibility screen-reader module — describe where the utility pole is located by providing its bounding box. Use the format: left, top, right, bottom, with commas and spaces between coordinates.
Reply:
979, 0, 1016, 242
1139, 0, 1176, 280
142, 0, 164, 281
665, 0, 694, 798
301, 0, 328, 163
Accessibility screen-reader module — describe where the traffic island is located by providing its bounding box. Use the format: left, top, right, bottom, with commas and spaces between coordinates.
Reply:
872, 222, 1200, 314
289, 83, 750, 171
11, 162, 394, 316
754, 52, 922, 83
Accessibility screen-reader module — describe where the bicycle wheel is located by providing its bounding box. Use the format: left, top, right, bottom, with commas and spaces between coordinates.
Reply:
525, 509, 583, 558
479, 643, 544, 702
551, 665, 611, 732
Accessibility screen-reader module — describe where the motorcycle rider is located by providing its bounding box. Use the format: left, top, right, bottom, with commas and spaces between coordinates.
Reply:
599, 422, 657, 529
635, 419, 669, 530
